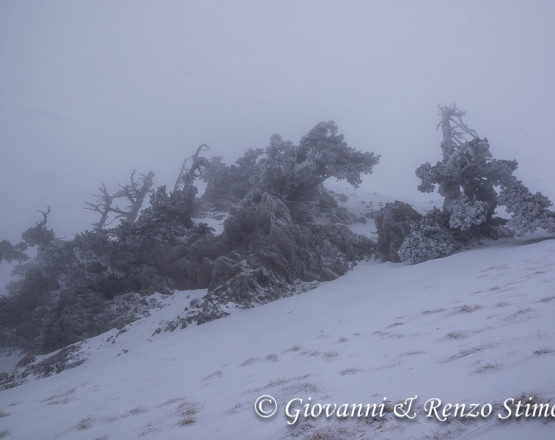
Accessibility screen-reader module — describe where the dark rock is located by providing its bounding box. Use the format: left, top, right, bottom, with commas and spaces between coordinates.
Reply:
209, 255, 241, 289
190, 190, 373, 323
375, 201, 422, 262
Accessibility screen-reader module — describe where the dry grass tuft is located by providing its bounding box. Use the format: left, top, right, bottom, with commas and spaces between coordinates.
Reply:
458, 304, 481, 313
265, 353, 279, 362
74, 416, 94, 431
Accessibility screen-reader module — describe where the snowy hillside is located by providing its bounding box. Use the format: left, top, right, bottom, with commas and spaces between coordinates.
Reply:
1, 236, 554, 439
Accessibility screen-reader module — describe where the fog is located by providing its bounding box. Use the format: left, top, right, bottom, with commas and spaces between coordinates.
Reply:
1, 0, 554, 244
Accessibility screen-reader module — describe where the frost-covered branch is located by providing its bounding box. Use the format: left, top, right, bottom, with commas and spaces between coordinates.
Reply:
438, 104, 478, 159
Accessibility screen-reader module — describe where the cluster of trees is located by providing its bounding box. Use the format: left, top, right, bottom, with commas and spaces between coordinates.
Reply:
1, 110, 554, 355
0, 121, 378, 353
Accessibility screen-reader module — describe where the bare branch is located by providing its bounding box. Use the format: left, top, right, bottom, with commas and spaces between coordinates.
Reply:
85, 171, 154, 229
112, 170, 154, 224
84, 183, 115, 230
109, 206, 129, 217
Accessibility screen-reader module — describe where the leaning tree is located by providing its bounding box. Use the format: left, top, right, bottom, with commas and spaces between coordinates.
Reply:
415, 104, 555, 236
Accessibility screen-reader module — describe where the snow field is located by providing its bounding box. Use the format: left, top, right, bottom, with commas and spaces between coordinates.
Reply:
1, 239, 555, 439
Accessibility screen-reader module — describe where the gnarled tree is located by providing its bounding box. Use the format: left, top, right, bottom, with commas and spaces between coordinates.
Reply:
416, 105, 518, 233
112, 170, 154, 224
85, 170, 154, 229
403, 105, 555, 265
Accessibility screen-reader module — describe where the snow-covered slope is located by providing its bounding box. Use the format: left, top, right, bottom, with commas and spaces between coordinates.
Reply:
1, 237, 555, 439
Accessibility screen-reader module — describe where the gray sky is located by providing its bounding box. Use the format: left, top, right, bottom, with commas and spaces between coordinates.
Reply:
1, 0, 555, 246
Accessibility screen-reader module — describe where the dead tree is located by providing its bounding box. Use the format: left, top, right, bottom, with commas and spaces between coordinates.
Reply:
35, 206, 51, 227
111, 170, 155, 224
85, 170, 154, 229
84, 184, 114, 231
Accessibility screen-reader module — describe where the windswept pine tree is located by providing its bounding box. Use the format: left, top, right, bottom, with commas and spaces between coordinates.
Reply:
415, 104, 516, 233
398, 105, 555, 264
